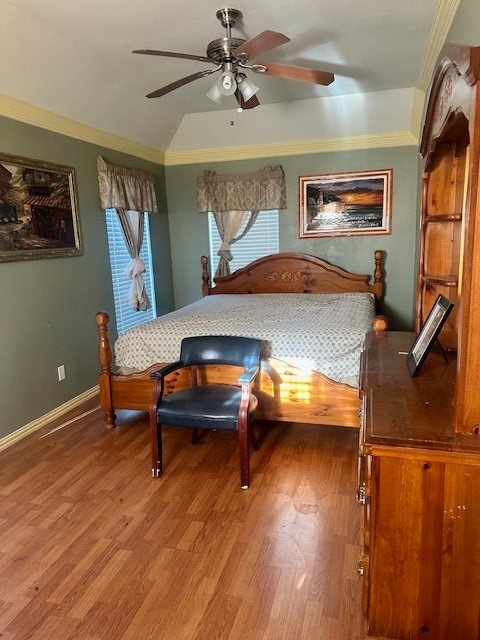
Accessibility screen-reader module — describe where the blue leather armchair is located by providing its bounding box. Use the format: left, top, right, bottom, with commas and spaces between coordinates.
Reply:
149, 335, 262, 489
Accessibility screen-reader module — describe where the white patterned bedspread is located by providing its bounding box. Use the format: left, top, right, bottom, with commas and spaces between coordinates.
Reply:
115, 292, 375, 386
114, 293, 375, 386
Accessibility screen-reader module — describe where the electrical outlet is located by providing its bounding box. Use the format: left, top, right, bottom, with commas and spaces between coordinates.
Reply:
57, 365, 66, 381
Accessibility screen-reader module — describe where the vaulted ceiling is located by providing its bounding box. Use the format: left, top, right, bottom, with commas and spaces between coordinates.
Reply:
1, 1, 455, 159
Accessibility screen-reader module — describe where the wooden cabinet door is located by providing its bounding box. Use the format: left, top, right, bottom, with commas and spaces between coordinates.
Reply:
366, 453, 480, 640
437, 461, 480, 639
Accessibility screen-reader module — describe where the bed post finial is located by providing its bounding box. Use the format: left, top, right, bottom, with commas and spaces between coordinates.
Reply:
201, 255, 211, 296
373, 250, 384, 308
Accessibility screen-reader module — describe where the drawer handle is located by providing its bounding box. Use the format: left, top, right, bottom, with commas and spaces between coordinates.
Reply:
357, 482, 367, 505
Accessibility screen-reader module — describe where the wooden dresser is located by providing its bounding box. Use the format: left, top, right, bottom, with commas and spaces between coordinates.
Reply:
358, 330, 480, 639
357, 42, 480, 639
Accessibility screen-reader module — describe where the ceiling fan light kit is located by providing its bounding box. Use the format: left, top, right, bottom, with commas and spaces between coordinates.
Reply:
219, 62, 237, 95
133, 7, 335, 109
206, 81, 223, 104
236, 74, 259, 102
221, 72, 235, 92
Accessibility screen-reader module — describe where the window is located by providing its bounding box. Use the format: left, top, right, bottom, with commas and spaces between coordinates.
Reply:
105, 209, 156, 335
208, 210, 279, 274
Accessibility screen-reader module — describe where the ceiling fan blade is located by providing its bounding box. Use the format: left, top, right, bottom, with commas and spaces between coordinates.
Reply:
232, 30, 290, 62
146, 69, 218, 98
253, 61, 334, 86
234, 90, 260, 110
133, 49, 215, 64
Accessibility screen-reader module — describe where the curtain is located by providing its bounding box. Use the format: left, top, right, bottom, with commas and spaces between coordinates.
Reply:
213, 210, 259, 277
117, 209, 151, 311
197, 165, 286, 276
97, 156, 158, 213
197, 165, 286, 213
97, 156, 158, 311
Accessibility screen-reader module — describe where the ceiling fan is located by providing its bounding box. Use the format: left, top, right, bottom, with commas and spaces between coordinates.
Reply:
133, 7, 334, 110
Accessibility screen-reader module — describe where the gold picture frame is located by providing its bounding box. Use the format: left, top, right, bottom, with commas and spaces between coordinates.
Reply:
299, 169, 392, 238
0, 152, 82, 262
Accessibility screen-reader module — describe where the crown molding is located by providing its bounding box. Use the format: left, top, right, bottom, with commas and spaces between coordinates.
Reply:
411, 88, 427, 141
410, 0, 460, 144
0, 93, 165, 165
164, 131, 418, 166
1, 92, 417, 167
416, 0, 461, 91
0, 0, 458, 167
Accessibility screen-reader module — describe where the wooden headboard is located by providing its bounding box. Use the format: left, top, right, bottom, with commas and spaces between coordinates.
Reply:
201, 250, 384, 308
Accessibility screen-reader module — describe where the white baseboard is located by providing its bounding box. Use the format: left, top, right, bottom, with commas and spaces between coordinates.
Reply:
0, 385, 100, 452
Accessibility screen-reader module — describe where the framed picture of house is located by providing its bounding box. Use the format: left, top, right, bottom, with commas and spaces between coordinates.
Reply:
0, 152, 82, 262
406, 294, 454, 377
298, 169, 392, 238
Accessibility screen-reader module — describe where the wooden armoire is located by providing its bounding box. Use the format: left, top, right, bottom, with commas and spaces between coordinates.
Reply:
418, 42, 480, 435
358, 43, 480, 639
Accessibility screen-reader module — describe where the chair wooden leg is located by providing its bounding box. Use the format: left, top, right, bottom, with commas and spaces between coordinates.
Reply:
238, 419, 250, 489
149, 407, 163, 477
155, 424, 163, 477
191, 428, 200, 444
250, 423, 258, 451
149, 381, 163, 478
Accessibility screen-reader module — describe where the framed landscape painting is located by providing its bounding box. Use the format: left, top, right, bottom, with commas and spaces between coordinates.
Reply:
299, 169, 392, 238
0, 152, 82, 262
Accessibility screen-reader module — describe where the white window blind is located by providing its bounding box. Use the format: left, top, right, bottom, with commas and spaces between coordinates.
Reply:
105, 209, 156, 335
208, 210, 279, 274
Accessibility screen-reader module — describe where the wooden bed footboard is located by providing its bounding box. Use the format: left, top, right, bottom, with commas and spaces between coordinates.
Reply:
95, 309, 362, 429
96, 311, 166, 427
96, 251, 387, 429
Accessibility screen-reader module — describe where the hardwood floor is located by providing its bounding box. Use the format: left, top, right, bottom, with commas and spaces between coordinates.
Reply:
0, 398, 364, 639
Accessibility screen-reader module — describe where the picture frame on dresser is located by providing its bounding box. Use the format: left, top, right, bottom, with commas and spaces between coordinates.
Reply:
407, 294, 454, 377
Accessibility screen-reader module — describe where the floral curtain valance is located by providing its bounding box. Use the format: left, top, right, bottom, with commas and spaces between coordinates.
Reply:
197, 165, 287, 213
96, 156, 158, 213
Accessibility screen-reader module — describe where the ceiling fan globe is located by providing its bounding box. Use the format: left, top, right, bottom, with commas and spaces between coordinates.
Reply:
237, 73, 259, 101
206, 81, 223, 103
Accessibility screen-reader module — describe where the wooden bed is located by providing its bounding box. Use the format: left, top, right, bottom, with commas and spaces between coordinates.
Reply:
96, 251, 387, 430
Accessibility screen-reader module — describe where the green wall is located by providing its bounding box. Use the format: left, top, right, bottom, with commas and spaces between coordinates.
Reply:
0, 116, 173, 438
166, 145, 421, 330
2, 0, 478, 441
